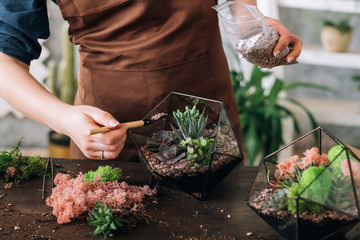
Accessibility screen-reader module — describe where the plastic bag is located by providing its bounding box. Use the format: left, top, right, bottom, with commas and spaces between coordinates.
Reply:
213, 1, 296, 68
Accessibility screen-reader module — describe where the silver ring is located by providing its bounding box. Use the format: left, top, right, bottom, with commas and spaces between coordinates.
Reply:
101, 150, 104, 160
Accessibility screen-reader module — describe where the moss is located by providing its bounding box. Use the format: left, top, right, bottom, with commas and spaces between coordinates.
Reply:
1, 139, 46, 183
84, 166, 122, 183
287, 166, 332, 213
328, 145, 355, 177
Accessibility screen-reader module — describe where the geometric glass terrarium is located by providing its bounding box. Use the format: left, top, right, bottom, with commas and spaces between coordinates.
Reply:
130, 92, 244, 200
247, 126, 360, 240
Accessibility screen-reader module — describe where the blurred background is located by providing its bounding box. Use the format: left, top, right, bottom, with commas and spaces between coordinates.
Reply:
0, 0, 359, 165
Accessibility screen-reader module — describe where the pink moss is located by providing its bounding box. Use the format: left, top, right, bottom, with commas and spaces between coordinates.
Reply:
46, 173, 156, 224
4, 182, 13, 189
6, 167, 16, 177
276, 147, 330, 180
300, 147, 329, 168
341, 159, 360, 185
277, 155, 299, 179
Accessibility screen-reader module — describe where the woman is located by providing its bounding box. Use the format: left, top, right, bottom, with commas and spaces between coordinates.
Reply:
0, 0, 301, 161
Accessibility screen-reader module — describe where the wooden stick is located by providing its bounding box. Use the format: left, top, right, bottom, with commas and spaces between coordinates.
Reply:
88, 120, 145, 135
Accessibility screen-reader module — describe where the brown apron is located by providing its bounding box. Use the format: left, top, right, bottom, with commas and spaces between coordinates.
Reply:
57, 0, 241, 161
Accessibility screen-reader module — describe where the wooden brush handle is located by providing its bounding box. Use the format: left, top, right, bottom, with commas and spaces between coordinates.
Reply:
88, 120, 145, 135
126, 120, 144, 129
88, 126, 111, 135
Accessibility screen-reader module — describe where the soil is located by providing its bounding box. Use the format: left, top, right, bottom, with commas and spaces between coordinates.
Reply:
249, 186, 355, 224
0, 160, 248, 240
142, 131, 240, 179
237, 27, 297, 68
2, 161, 360, 240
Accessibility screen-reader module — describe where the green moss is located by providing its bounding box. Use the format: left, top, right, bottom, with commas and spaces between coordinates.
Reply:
287, 166, 332, 213
328, 145, 355, 177
84, 166, 122, 183
287, 183, 302, 213
1, 138, 46, 183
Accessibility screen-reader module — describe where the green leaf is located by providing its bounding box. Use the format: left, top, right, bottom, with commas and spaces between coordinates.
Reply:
283, 82, 334, 93
93, 226, 102, 236
352, 75, 360, 81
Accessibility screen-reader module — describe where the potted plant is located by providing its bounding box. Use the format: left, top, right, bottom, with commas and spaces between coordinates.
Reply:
46, 22, 77, 159
247, 127, 360, 240
321, 17, 353, 52
231, 66, 333, 166
130, 92, 244, 200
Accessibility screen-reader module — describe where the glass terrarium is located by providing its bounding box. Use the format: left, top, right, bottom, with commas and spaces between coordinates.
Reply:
247, 126, 360, 240
130, 92, 244, 200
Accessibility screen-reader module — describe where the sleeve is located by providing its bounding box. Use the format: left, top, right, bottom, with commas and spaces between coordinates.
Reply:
0, 0, 50, 65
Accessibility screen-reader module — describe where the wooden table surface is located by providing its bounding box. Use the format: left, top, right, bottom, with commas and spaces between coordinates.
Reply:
1, 159, 360, 240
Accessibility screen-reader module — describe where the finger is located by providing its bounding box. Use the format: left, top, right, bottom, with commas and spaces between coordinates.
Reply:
273, 32, 292, 56
88, 150, 122, 160
89, 124, 127, 144
84, 107, 120, 129
84, 139, 125, 160
286, 35, 302, 63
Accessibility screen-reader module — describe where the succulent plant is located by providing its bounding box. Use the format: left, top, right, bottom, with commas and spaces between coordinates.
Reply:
88, 201, 126, 239
171, 105, 215, 141
146, 130, 173, 152
156, 144, 186, 164
170, 105, 216, 167
264, 188, 289, 211
325, 173, 353, 210
181, 136, 215, 167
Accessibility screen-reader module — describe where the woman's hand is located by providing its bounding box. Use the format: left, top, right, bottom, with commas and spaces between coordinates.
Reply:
265, 17, 303, 63
61, 105, 127, 160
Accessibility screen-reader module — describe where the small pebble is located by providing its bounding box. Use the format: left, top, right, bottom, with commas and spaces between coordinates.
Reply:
247, 232, 253, 236
227, 214, 231, 218
14, 226, 20, 231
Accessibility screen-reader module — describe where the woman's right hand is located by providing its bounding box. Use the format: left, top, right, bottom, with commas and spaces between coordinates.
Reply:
60, 105, 127, 160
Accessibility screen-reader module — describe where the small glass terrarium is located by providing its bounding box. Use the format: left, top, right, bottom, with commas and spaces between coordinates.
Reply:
247, 127, 360, 240
130, 92, 243, 200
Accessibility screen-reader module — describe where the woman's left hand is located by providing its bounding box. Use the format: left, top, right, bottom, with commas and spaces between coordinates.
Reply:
265, 17, 303, 64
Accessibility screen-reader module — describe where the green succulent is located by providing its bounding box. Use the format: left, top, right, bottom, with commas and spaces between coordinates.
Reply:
173, 105, 201, 125
156, 144, 186, 164
323, 17, 352, 34
146, 130, 173, 152
181, 137, 215, 167
88, 201, 126, 239
264, 188, 288, 211
326, 173, 354, 211
171, 105, 216, 167
171, 106, 215, 141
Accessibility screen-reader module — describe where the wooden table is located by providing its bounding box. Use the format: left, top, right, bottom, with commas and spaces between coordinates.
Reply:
1, 159, 359, 240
